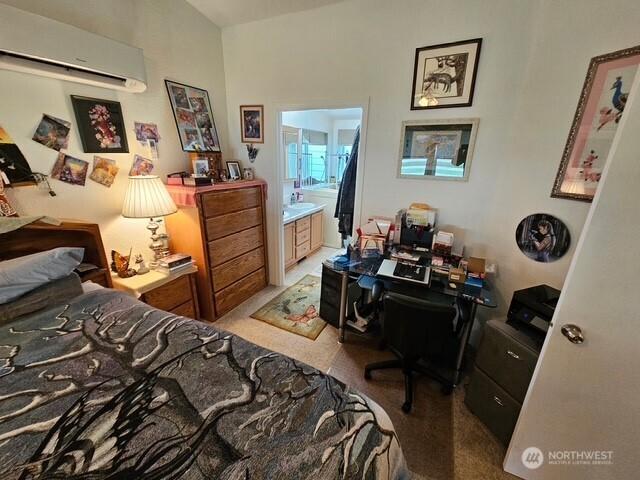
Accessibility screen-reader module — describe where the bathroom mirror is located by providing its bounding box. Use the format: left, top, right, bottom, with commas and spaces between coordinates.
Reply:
397, 118, 479, 181
282, 125, 300, 181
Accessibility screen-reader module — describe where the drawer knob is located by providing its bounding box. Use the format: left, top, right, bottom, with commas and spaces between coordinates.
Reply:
493, 395, 504, 407
506, 350, 520, 360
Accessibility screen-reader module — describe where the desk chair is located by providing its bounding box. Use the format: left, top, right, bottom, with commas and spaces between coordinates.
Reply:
364, 292, 458, 413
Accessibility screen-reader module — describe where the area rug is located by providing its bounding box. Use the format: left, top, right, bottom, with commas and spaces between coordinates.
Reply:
251, 274, 326, 340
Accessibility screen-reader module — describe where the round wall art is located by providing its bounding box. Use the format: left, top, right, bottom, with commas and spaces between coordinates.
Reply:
515, 213, 571, 263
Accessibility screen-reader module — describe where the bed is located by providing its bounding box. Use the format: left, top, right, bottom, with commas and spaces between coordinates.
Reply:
0, 221, 409, 479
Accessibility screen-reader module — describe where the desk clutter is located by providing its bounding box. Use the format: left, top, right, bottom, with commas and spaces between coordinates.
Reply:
324, 202, 495, 335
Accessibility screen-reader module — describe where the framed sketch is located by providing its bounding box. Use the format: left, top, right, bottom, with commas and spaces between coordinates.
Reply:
240, 105, 264, 143
165, 80, 221, 152
71, 96, 129, 153
397, 118, 479, 181
226, 161, 241, 180
552, 45, 640, 202
410, 38, 482, 110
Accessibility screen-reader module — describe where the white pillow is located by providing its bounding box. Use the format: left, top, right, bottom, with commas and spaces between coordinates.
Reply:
0, 247, 85, 304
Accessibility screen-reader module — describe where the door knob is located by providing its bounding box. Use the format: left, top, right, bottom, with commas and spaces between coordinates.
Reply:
561, 324, 584, 344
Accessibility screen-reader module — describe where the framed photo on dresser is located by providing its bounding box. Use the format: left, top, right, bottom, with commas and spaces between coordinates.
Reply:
165, 79, 221, 152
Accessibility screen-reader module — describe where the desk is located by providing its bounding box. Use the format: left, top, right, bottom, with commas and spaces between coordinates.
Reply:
323, 249, 496, 386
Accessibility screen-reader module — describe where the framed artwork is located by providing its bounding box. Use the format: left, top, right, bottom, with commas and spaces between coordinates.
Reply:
165, 80, 221, 152
410, 38, 482, 110
397, 118, 479, 181
516, 213, 571, 263
240, 105, 264, 143
192, 158, 209, 175
226, 161, 241, 180
70, 96, 129, 153
552, 45, 640, 202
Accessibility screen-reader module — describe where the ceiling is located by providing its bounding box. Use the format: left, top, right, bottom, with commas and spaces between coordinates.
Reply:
186, 0, 347, 28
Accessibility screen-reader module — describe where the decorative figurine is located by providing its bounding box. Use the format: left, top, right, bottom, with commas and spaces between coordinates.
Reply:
246, 143, 259, 162
111, 249, 137, 278
135, 254, 150, 274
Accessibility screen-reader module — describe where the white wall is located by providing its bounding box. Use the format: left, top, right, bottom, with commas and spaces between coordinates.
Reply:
0, 0, 229, 258
222, 0, 640, 316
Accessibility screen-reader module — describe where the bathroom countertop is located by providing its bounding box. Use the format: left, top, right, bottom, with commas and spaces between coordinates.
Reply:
283, 203, 326, 225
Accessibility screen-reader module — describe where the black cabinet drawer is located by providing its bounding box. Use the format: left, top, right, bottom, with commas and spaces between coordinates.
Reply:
475, 319, 539, 403
465, 367, 521, 446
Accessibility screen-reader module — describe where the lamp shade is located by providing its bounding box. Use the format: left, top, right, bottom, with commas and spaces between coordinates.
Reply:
122, 175, 177, 219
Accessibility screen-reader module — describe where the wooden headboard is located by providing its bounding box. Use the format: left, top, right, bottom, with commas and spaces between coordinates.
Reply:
0, 220, 113, 287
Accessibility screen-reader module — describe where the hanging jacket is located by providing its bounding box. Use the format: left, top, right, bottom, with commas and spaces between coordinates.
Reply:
334, 127, 360, 239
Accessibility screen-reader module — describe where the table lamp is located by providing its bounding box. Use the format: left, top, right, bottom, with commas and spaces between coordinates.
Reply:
122, 175, 177, 267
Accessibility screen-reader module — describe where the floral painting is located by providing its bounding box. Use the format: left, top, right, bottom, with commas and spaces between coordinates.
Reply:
71, 96, 129, 153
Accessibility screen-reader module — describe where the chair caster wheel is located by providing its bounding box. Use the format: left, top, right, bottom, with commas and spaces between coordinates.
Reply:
364, 370, 372, 380
401, 402, 412, 413
441, 385, 454, 395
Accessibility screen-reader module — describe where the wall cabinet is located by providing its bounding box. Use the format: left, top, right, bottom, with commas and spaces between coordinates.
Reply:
285, 210, 323, 270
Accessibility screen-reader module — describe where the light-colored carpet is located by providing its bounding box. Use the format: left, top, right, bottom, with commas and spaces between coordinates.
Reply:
215, 247, 517, 480
251, 274, 326, 339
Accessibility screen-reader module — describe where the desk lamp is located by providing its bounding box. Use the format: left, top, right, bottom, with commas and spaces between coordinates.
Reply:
122, 175, 177, 267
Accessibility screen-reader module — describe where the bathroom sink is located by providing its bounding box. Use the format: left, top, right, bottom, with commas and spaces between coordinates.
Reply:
283, 211, 292, 220
288, 202, 316, 210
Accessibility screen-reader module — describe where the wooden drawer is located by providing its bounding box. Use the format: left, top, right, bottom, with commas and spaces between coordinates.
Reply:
205, 206, 262, 241
211, 247, 265, 291
215, 268, 266, 316
296, 228, 311, 246
296, 242, 310, 259
143, 275, 192, 312
201, 187, 261, 218
296, 216, 310, 233
208, 225, 263, 267
171, 300, 196, 318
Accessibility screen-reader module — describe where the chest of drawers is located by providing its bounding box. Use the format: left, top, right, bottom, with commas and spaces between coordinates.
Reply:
166, 181, 269, 321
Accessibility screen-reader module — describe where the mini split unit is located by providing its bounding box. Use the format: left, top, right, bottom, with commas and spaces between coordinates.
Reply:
0, 4, 147, 93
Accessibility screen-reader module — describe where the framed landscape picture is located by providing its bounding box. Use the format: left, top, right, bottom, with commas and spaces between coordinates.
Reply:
410, 38, 482, 110
165, 80, 221, 152
71, 96, 129, 153
240, 105, 264, 143
552, 45, 640, 202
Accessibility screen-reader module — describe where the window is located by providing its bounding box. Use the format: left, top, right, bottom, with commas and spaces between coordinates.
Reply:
336, 129, 356, 181
301, 129, 328, 186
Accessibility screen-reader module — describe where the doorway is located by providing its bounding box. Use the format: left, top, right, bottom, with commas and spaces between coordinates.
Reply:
278, 107, 364, 285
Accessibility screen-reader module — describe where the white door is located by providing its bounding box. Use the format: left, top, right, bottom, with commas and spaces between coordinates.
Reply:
504, 73, 640, 478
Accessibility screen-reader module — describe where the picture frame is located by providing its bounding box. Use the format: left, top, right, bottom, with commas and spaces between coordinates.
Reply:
397, 118, 479, 181
410, 38, 482, 110
165, 79, 221, 152
240, 105, 264, 143
192, 158, 209, 176
551, 45, 640, 202
70, 95, 129, 153
226, 161, 241, 180
515, 213, 571, 263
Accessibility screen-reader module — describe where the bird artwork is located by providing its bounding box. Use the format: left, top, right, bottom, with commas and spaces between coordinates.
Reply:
111, 249, 137, 278
610, 76, 628, 121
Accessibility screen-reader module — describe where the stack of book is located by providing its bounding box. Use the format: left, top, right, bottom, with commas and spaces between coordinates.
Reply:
157, 253, 193, 274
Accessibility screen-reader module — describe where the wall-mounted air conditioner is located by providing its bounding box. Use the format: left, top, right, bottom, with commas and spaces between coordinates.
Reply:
0, 4, 147, 93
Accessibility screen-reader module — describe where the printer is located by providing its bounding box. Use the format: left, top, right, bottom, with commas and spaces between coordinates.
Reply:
507, 284, 561, 346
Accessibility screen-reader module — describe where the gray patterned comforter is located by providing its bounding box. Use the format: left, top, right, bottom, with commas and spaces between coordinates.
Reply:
0, 289, 408, 479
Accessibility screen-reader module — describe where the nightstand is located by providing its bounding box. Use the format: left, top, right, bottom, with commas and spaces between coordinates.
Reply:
111, 265, 200, 319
